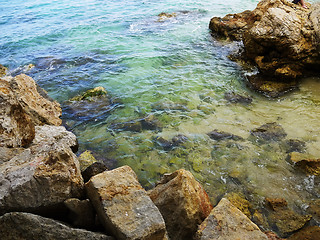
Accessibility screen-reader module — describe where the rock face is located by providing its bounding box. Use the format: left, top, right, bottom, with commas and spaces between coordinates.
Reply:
148, 169, 213, 240
0, 125, 83, 214
0, 212, 114, 240
195, 198, 268, 240
85, 166, 167, 240
209, 0, 320, 79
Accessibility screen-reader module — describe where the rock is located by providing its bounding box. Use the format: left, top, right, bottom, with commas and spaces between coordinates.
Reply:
0, 79, 35, 148
207, 129, 243, 141
250, 122, 287, 142
82, 162, 108, 183
153, 136, 174, 151
195, 198, 268, 240
152, 101, 188, 111
224, 91, 253, 104
0, 64, 7, 77
172, 134, 188, 146
0, 147, 25, 164
287, 152, 320, 175
70, 86, 107, 101
284, 139, 306, 153
264, 231, 285, 240
226, 192, 252, 218
307, 199, 320, 223
265, 197, 287, 211
0, 125, 84, 214
109, 120, 142, 132
64, 198, 96, 229
157, 12, 177, 22
85, 166, 167, 240
141, 115, 163, 131
288, 226, 320, 240
148, 169, 213, 240
78, 150, 98, 172
8, 74, 62, 126
0, 212, 114, 240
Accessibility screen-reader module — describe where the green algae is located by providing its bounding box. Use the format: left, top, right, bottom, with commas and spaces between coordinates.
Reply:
70, 86, 107, 101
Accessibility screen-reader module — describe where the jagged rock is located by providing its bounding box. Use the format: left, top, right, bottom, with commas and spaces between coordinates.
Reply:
265, 197, 287, 211
148, 169, 213, 240
250, 122, 287, 142
288, 226, 320, 240
85, 166, 167, 240
8, 74, 62, 125
0, 64, 7, 77
0, 79, 35, 148
0, 147, 25, 164
0, 125, 83, 214
284, 139, 306, 153
70, 87, 107, 101
287, 152, 320, 175
224, 91, 253, 104
64, 198, 96, 229
157, 12, 177, 22
82, 162, 108, 183
207, 129, 243, 141
78, 150, 98, 172
195, 198, 268, 240
226, 192, 252, 218
0, 212, 114, 240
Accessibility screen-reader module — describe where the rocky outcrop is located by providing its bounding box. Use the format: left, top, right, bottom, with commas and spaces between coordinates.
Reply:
195, 198, 268, 240
0, 212, 114, 240
85, 166, 167, 240
209, 0, 320, 80
288, 152, 320, 175
148, 169, 213, 240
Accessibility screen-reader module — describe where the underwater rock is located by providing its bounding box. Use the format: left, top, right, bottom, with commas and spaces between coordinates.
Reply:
207, 129, 243, 141
226, 192, 252, 218
153, 136, 174, 151
109, 120, 142, 132
172, 134, 188, 146
195, 198, 268, 240
148, 169, 213, 240
287, 152, 320, 175
82, 162, 108, 183
85, 166, 167, 240
250, 122, 287, 142
0, 64, 7, 77
78, 150, 98, 172
284, 139, 306, 153
141, 114, 163, 131
288, 226, 320, 240
224, 91, 253, 104
157, 12, 177, 21
265, 197, 287, 211
70, 87, 107, 101
307, 199, 320, 223
0, 212, 114, 240
152, 101, 188, 112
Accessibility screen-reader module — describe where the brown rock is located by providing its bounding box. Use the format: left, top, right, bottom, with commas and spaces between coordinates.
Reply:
264, 231, 285, 240
0, 64, 7, 77
288, 226, 320, 240
265, 197, 288, 211
195, 198, 268, 240
82, 162, 108, 183
148, 169, 213, 240
86, 166, 167, 240
288, 152, 320, 175
307, 199, 320, 222
226, 192, 252, 218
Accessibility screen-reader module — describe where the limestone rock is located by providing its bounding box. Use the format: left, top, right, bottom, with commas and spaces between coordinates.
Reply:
195, 198, 268, 240
0, 64, 7, 77
250, 122, 287, 143
0, 79, 35, 147
82, 162, 108, 182
70, 86, 107, 101
288, 152, 320, 175
0, 147, 25, 164
0, 212, 114, 240
86, 166, 167, 240
0, 125, 83, 214
78, 150, 98, 172
8, 74, 62, 125
148, 169, 213, 240
288, 226, 320, 240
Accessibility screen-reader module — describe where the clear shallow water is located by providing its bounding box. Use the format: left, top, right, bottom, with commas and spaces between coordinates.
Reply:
1, 0, 320, 226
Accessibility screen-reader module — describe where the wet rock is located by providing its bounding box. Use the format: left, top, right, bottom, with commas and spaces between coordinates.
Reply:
0, 212, 114, 240
141, 114, 163, 131
307, 199, 320, 223
0, 125, 84, 214
288, 226, 320, 240
172, 134, 188, 146
157, 12, 177, 22
64, 198, 96, 229
207, 129, 243, 141
226, 192, 252, 218
148, 169, 213, 240
152, 101, 188, 111
78, 150, 98, 172
109, 120, 142, 132
224, 91, 253, 104
70, 87, 107, 101
153, 136, 173, 151
250, 122, 287, 142
265, 197, 287, 211
0, 64, 7, 77
82, 162, 108, 183
287, 152, 320, 175
195, 198, 268, 240
0, 79, 35, 148
284, 139, 306, 153
85, 166, 167, 240
264, 231, 285, 240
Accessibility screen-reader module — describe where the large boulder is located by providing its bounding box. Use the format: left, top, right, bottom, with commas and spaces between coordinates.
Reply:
148, 169, 213, 240
0, 212, 114, 240
209, 0, 320, 79
195, 198, 268, 240
85, 165, 167, 240
0, 125, 83, 214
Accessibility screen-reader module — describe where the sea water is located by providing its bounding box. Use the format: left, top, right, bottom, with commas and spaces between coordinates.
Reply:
1, 0, 319, 214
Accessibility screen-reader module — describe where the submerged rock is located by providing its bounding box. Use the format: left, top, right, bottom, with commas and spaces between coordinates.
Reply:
148, 169, 213, 240
284, 139, 306, 153
70, 87, 107, 101
250, 122, 287, 143
195, 198, 268, 240
287, 152, 320, 175
207, 129, 243, 141
288, 226, 320, 240
0, 212, 113, 240
157, 12, 177, 22
224, 91, 253, 104
85, 166, 167, 240
109, 120, 142, 132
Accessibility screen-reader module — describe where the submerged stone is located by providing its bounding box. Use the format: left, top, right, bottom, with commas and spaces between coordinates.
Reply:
70, 87, 107, 101
288, 226, 320, 240
207, 129, 243, 141
224, 91, 253, 104
157, 12, 177, 21
288, 152, 320, 175
250, 122, 287, 143
109, 120, 142, 132
284, 139, 306, 153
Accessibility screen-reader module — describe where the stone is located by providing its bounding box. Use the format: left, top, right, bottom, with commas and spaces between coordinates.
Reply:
8, 74, 62, 125
307, 199, 320, 222
288, 152, 320, 175
153, 136, 174, 151
288, 226, 320, 240
82, 162, 108, 182
172, 134, 188, 146
148, 169, 213, 240
224, 91, 253, 104
265, 197, 288, 211
70, 86, 107, 101
264, 231, 285, 240
141, 114, 163, 131
0, 79, 35, 148
64, 198, 96, 229
207, 129, 243, 141
250, 122, 287, 142
0, 64, 7, 77
0, 147, 25, 164
109, 120, 142, 132
78, 150, 98, 172
0, 125, 84, 214
195, 198, 268, 240
226, 192, 252, 218
0, 212, 114, 240
284, 139, 306, 153
157, 12, 177, 22
86, 166, 167, 240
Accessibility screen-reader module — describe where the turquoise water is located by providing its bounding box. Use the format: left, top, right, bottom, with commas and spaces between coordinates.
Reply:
1, 0, 320, 229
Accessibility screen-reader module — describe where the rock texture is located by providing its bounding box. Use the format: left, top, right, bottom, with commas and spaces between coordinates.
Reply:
209, 0, 320, 79
148, 169, 213, 240
288, 152, 320, 175
0, 212, 114, 240
195, 198, 268, 240
288, 226, 320, 240
86, 166, 167, 240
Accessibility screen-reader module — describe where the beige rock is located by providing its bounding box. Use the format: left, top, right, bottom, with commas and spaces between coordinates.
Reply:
195, 198, 268, 240
0, 64, 7, 77
86, 166, 167, 240
148, 169, 213, 240
288, 152, 320, 175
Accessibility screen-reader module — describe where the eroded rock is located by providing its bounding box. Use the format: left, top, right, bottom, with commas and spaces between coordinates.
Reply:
207, 129, 243, 141
288, 152, 320, 175
288, 226, 320, 240
250, 122, 287, 143
82, 162, 108, 183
